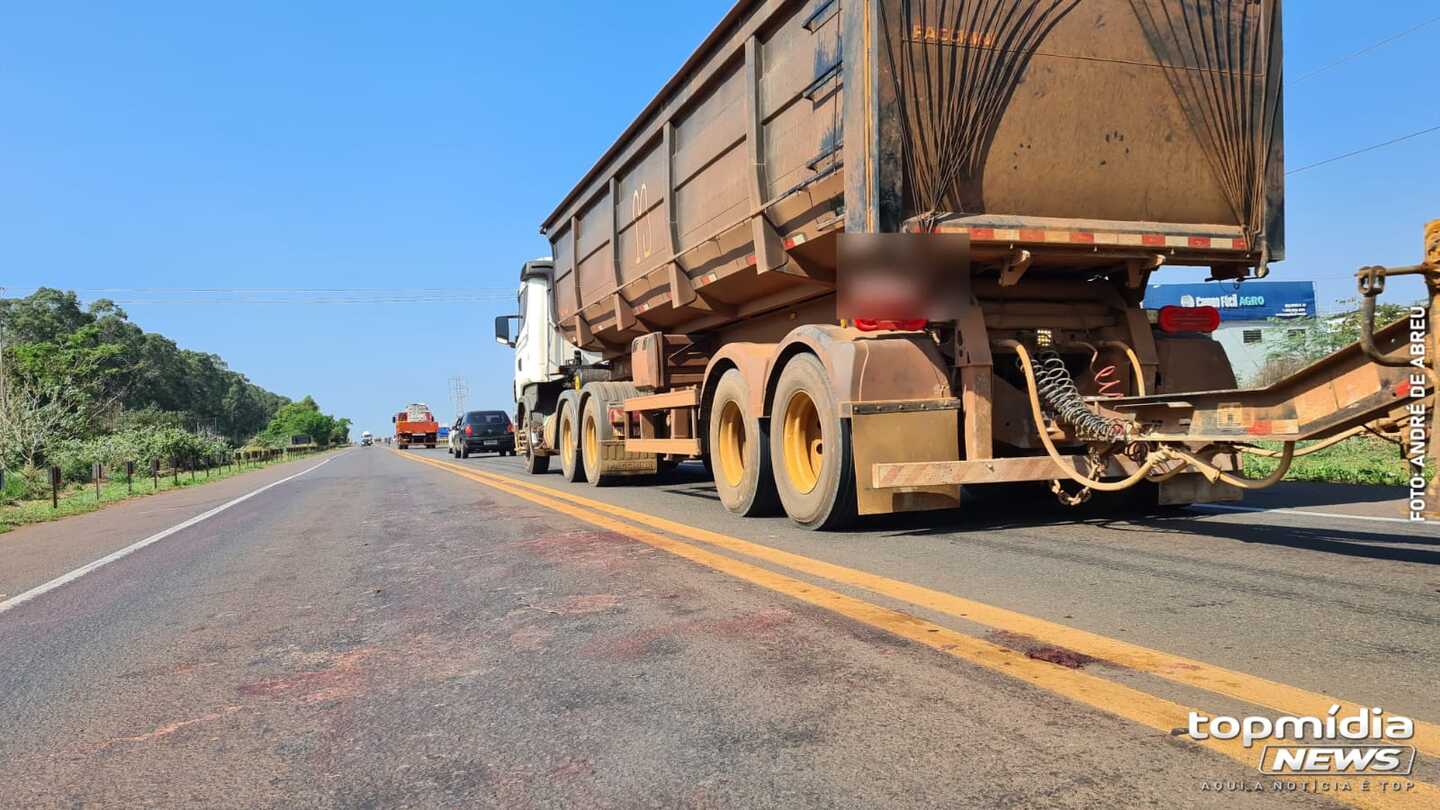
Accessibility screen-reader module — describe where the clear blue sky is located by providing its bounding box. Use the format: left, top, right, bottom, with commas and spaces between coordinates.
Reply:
2, 1, 1437, 438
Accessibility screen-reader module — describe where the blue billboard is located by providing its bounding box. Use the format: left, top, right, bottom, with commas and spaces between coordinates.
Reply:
1144, 281, 1315, 322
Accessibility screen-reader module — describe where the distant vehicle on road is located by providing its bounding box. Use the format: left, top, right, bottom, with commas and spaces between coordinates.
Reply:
393, 403, 439, 449
361, 432, 373, 447
449, 410, 515, 458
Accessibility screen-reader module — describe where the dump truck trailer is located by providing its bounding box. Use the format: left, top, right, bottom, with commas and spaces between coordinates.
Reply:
501, 0, 1437, 529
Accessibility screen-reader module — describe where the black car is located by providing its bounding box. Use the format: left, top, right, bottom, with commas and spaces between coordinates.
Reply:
449, 410, 515, 458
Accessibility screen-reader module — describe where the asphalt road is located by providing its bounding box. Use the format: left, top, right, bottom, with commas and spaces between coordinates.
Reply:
1, 446, 1436, 808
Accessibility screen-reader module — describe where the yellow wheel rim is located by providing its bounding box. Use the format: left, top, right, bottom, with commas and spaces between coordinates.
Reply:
584, 413, 599, 470
716, 400, 746, 488
561, 411, 575, 462
781, 390, 823, 494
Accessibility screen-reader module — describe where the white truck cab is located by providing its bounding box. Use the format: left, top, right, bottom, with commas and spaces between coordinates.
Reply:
495, 259, 600, 399
495, 259, 602, 468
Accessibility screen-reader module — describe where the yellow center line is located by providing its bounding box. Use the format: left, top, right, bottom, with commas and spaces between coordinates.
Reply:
400, 452, 1437, 808
405, 452, 1440, 760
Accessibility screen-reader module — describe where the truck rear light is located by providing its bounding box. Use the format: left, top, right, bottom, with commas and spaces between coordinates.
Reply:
506, 422, 514, 433
1157, 305, 1220, 334
853, 318, 928, 333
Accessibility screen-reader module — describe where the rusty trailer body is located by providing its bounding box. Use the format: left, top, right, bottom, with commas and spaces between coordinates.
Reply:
541, 0, 1282, 347
508, 0, 1433, 529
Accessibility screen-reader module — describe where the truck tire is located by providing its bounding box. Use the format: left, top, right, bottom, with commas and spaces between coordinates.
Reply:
580, 381, 654, 486
770, 353, 857, 530
706, 369, 779, 516
580, 395, 610, 486
522, 410, 551, 474
461, 446, 470, 459
558, 400, 586, 483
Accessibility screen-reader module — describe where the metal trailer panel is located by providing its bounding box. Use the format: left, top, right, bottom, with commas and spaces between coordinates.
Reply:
543, 0, 1284, 353
866, 0, 1283, 232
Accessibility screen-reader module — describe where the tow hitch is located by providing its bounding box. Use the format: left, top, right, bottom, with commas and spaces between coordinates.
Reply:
1023, 221, 1440, 516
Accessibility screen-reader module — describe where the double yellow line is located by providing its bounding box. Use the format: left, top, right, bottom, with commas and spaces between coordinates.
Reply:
400, 451, 1437, 808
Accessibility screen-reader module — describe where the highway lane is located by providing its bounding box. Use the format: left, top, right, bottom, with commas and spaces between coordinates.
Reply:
0, 445, 1433, 807
436, 449, 1440, 727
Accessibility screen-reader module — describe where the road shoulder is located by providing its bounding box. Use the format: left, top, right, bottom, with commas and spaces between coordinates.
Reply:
0, 451, 345, 601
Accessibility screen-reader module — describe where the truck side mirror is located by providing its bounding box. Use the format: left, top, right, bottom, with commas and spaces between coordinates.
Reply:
495, 315, 518, 347
391, 415, 396, 423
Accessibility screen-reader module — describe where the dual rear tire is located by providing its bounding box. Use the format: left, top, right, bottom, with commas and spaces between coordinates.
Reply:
558, 399, 585, 483
550, 359, 856, 530
557, 384, 650, 486
769, 354, 856, 530
707, 355, 856, 530
707, 370, 779, 516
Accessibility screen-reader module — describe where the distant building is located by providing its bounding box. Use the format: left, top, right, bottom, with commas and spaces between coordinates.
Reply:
1144, 281, 1317, 383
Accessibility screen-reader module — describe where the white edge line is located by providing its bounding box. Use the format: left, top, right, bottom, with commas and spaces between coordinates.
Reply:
0, 451, 346, 616
1189, 502, 1427, 527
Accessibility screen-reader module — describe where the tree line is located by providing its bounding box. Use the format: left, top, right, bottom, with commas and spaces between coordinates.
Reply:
1, 288, 348, 500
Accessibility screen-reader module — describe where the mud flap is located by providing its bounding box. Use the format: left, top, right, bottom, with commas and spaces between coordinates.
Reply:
851, 407, 962, 516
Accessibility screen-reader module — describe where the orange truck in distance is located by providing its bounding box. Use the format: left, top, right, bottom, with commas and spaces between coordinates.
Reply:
392, 403, 439, 449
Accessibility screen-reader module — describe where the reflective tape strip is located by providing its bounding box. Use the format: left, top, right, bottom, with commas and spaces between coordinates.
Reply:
959, 227, 1250, 252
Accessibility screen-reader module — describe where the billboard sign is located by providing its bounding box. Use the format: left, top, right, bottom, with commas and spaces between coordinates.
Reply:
1144, 281, 1315, 322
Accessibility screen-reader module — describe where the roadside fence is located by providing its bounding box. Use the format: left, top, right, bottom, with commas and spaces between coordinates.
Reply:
2, 446, 327, 510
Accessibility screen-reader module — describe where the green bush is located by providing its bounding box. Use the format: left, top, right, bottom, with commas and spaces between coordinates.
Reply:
0, 466, 45, 505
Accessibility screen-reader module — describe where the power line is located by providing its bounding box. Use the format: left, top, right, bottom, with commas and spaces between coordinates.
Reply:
1295, 13, 1440, 83
1286, 124, 1440, 176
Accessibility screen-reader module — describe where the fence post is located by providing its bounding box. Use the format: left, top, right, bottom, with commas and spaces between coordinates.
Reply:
190, 456, 196, 482
173, 456, 179, 485
94, 462, 102, 500
50, 466, 61, 509
152, 458, 160, 490
127, 461, 135, 495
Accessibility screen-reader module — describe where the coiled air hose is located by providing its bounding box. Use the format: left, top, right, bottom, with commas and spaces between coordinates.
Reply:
1000, 340, 1298, 494
1101, 341, 1147, 397
1032, 349, 1129, 441
996, 340, 1164, 492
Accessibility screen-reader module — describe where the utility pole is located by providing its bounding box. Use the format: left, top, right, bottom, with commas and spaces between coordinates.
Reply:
449, 376, 469, 418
